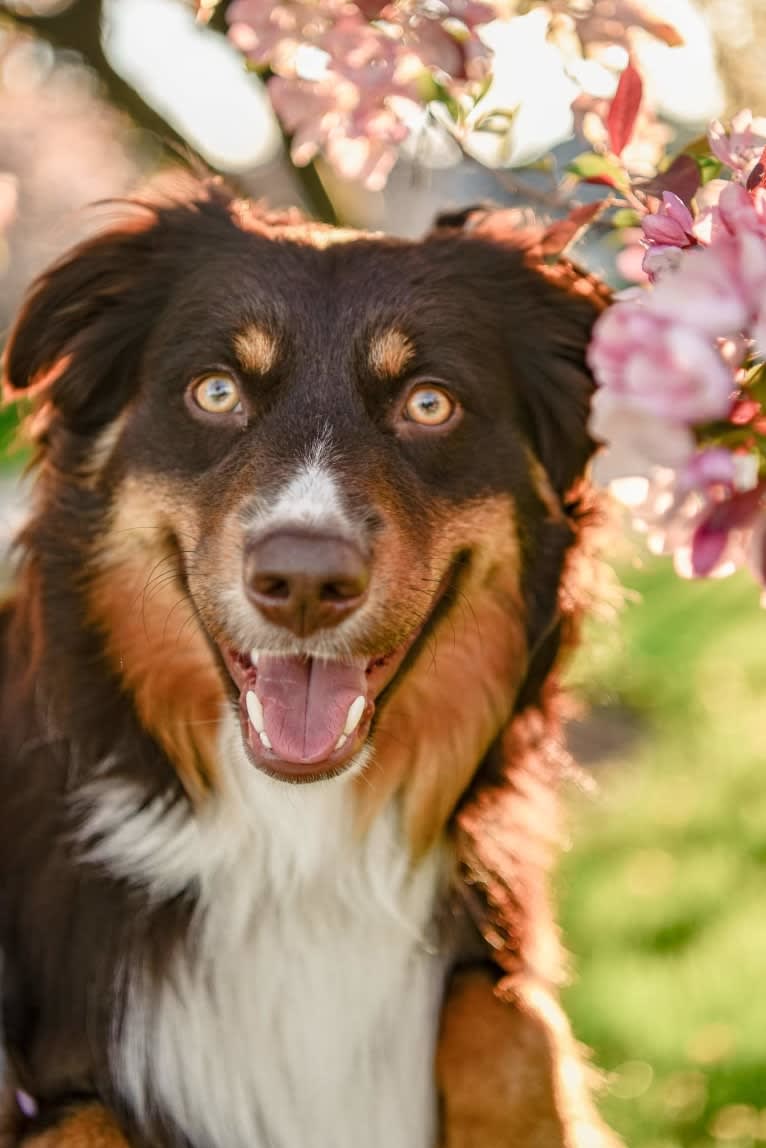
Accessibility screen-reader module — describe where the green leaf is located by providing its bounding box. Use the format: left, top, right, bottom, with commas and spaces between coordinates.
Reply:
695, 155, 724, 185
567, 152, 630, 193
427, 76, 461, 123
612, 208, 641, 229
473, 109, 517, 134
682, 134, 713, 157
473, 73, 493, 106
745, 362, 766, 404
519, 155, 556, 173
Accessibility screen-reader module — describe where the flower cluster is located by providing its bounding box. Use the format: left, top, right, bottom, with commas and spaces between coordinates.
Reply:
219, 0, 687, 189
225, 0, 496, 188
587, 111, 766, 591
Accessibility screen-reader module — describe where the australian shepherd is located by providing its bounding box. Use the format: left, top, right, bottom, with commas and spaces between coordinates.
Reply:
0, 184, 619, 1148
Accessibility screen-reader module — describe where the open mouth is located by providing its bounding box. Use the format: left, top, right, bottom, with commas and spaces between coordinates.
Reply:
221, 557, 464, 783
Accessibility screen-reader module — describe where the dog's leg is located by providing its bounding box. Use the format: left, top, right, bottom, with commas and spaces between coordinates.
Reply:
436, 966, 622, 1148
14, 1106, 132, 1148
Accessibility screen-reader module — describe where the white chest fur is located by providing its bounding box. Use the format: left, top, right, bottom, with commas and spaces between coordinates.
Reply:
82, 717, 450, 1148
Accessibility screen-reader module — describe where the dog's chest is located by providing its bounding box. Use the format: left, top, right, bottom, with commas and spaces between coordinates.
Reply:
98, 745, 450, 1148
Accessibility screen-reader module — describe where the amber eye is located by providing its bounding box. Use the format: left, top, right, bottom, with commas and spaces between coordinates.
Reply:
191, 373, 242, 415
403, 384, 456, 428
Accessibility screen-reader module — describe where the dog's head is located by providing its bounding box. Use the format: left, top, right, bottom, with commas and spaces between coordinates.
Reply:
4, 185, 606, 848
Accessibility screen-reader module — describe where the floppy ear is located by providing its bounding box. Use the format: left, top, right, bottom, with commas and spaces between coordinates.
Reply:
2, 182, 237, 433
2, 213, 164, 432
510, 252, 610, 498
431, 207, 610, 498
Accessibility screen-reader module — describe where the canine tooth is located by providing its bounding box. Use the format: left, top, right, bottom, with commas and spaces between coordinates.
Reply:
246, 690, 265, 733
343, 695, 366, 736
334, 734, 348, 751
250, 650, 260, 666
259, 731, 272, 750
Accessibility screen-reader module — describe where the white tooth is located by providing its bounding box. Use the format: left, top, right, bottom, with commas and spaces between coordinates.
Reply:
250, 650, 260, 666
334, 733, 348, 751
343, 695, 366, 736
246, 690, 265, 733
259, 731, 272, 750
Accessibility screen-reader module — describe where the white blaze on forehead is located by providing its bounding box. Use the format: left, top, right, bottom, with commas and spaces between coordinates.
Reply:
254, 433, 350, 533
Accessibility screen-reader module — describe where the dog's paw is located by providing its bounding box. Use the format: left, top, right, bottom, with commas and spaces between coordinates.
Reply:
437, 967, 624, 1148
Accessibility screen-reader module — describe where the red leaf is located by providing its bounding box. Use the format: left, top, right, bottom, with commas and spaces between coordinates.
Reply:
634, 154, 700, 205
540, 200, 606, 256
746, 146, 766, 193
606, 60, 643, 157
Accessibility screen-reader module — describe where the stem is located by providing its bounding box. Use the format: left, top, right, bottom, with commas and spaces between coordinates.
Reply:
490, 168, 568, 210
289, 160, 339, 225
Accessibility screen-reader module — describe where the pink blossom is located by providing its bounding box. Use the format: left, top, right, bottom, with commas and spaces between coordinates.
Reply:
731, 229, 766, 320
690, 486, 764, 576
680, 448, 737, 492
646, 239, 749, 338
268, 65, 412, 188
227, 1, 344, 73
755, 310, 766, 360
226, 0, 498, 188
265, 14, 421, 188
588, 389, 695, 482
641, 243, 683, 279
708, 109, 766, 181
716, 182, 766, 240
641, 191, 694, 247
748, 512, 766, 588
615, 229, 648, 283
588, 302, 736, 422
640, 194, 696, 282
692, 179, 727, 245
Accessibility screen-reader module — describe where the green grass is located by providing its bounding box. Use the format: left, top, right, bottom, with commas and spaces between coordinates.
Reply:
560, 553, 766, 1148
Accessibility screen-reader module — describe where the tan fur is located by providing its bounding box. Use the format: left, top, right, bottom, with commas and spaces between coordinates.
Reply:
355, 496, 527, 855
19, 1106, 129, 1148
230, 199, 374, 249
88, 476, 224, 799
279, 224, 373, 249
79, 413, 130, 487
525, 447, 566, 524
367, 329, 415, 380
437, 968, 618, 1148
234, 325, 279, 376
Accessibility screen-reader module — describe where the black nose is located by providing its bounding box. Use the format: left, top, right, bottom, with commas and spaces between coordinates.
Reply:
243, 529, 370, 636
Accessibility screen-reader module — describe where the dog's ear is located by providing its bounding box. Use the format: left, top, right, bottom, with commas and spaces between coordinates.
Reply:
3, 185, 236, 432
430, 207, 610, 498
511, 253, 610, 498
2, 213, 166, 431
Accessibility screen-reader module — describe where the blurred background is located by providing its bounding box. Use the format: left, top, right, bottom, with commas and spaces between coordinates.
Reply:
1, 2, 765, 1145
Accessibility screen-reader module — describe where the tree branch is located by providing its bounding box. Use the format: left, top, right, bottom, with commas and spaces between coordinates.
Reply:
3, 0, 341, 221
3, 0, 191, 158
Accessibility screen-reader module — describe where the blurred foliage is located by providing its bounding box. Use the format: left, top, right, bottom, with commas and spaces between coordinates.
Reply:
562, 557, 766, 1147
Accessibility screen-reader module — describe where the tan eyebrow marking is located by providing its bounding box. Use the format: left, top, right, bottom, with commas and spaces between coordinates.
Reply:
368, 329, 415, 379
234, 324, 279, 375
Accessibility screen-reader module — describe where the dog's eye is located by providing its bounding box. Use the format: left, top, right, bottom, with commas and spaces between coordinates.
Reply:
403, 384, 456, 428
191, 373, 242, 415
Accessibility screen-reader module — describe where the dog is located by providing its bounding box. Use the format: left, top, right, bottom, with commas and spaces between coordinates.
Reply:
0, 182, 619, 1148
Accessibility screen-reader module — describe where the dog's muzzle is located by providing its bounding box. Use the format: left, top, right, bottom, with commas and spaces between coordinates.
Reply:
243, 528, 370, 638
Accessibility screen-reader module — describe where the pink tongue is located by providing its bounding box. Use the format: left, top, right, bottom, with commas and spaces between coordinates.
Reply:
253, 655, 368, 764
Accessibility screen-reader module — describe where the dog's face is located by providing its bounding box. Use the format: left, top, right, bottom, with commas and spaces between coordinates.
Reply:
4, 189, 603, 846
